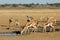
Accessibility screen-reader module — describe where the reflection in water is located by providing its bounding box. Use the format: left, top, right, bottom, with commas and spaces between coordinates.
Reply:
0, 33, 16, 36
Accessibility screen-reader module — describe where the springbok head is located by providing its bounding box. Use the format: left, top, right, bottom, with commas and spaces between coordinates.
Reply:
9, 17, 14, 23
48, 17, 56, 24
26, 16, 34, 22
40, 16, 46, 22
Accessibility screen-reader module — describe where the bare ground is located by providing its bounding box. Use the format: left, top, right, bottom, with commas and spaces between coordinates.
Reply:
0, 32, 60, 40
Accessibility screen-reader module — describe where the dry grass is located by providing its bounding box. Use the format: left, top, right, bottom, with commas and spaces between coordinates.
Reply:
0, 9, 60, 25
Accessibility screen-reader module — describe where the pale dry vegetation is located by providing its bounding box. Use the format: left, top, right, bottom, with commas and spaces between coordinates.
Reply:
0, 9, 60, 40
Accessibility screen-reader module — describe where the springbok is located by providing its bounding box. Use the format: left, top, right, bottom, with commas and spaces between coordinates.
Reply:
9, 17, 14, 27
43, 17, 56, 32
21, 16, 38, 35
38, 17, 56, 32
15, 19, 20, 27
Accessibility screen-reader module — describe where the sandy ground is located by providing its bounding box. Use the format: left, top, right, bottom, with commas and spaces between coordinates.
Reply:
0, 32, 60, 40
0, 9, 60, 40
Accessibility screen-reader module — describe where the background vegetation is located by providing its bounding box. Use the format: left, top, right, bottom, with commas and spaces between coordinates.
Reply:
0, 3, 60, 9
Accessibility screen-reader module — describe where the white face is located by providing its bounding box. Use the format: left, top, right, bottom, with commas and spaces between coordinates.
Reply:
27, 17, 31, 22
27, 16, 32, 21
28, 18, 31, 20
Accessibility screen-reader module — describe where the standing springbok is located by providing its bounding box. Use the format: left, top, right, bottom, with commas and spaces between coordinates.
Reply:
15, 19, 20, 27
42, 17, 56, 32
21, 16, 38, 35
9, 17, 14, 27
9, 17, 20, 27
38, 17, 56, 32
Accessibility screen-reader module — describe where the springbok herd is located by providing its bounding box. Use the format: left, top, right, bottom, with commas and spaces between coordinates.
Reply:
9, 16, 57, 35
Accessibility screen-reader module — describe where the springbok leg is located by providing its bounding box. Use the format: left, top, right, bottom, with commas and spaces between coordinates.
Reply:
43, 25, 47, 32
33, 26, 37, 32
21, 27, 28, 35
51, 26, 55, 32
21, 25, 32, 35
